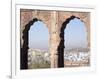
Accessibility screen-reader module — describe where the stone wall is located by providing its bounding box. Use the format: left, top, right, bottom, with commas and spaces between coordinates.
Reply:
20, 9, 90, 69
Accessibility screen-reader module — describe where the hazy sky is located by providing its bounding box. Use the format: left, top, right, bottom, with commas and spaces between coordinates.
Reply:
29, 18, 87, 50
65, 18, 87, 49
29, 21, 49, 50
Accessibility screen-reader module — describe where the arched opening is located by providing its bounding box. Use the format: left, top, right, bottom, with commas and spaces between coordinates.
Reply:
20, 18, 50, 69
28, 21, 50, 69
64, 18, 89, 67
58, 15, 90, 67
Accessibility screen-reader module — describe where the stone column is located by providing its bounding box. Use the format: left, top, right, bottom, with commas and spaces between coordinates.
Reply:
20, 10, 33, 69
50, 11, 59, 68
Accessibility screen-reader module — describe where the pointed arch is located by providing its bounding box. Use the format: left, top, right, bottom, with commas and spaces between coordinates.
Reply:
57, 15, 88, 67
21, 18, 49, 69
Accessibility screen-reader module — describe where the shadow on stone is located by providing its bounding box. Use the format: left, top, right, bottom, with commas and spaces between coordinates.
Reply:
57, 15, 80, 67
21, 18, 40, 69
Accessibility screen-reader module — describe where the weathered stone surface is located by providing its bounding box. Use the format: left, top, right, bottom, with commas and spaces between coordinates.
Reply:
20, 9, 90, 68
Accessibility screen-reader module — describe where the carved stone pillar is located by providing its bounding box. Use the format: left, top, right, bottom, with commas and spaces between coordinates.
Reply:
50, 11, 60, 68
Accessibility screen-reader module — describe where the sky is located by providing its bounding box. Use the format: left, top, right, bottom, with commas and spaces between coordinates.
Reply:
64, 18, 87, 49
29, 21, 49, 50
29, 18, 87, 50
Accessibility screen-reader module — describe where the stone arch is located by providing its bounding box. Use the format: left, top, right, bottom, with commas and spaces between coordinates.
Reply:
21, 18, 49, 69
57, 15, 89, 67
20, 9, 90, 68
